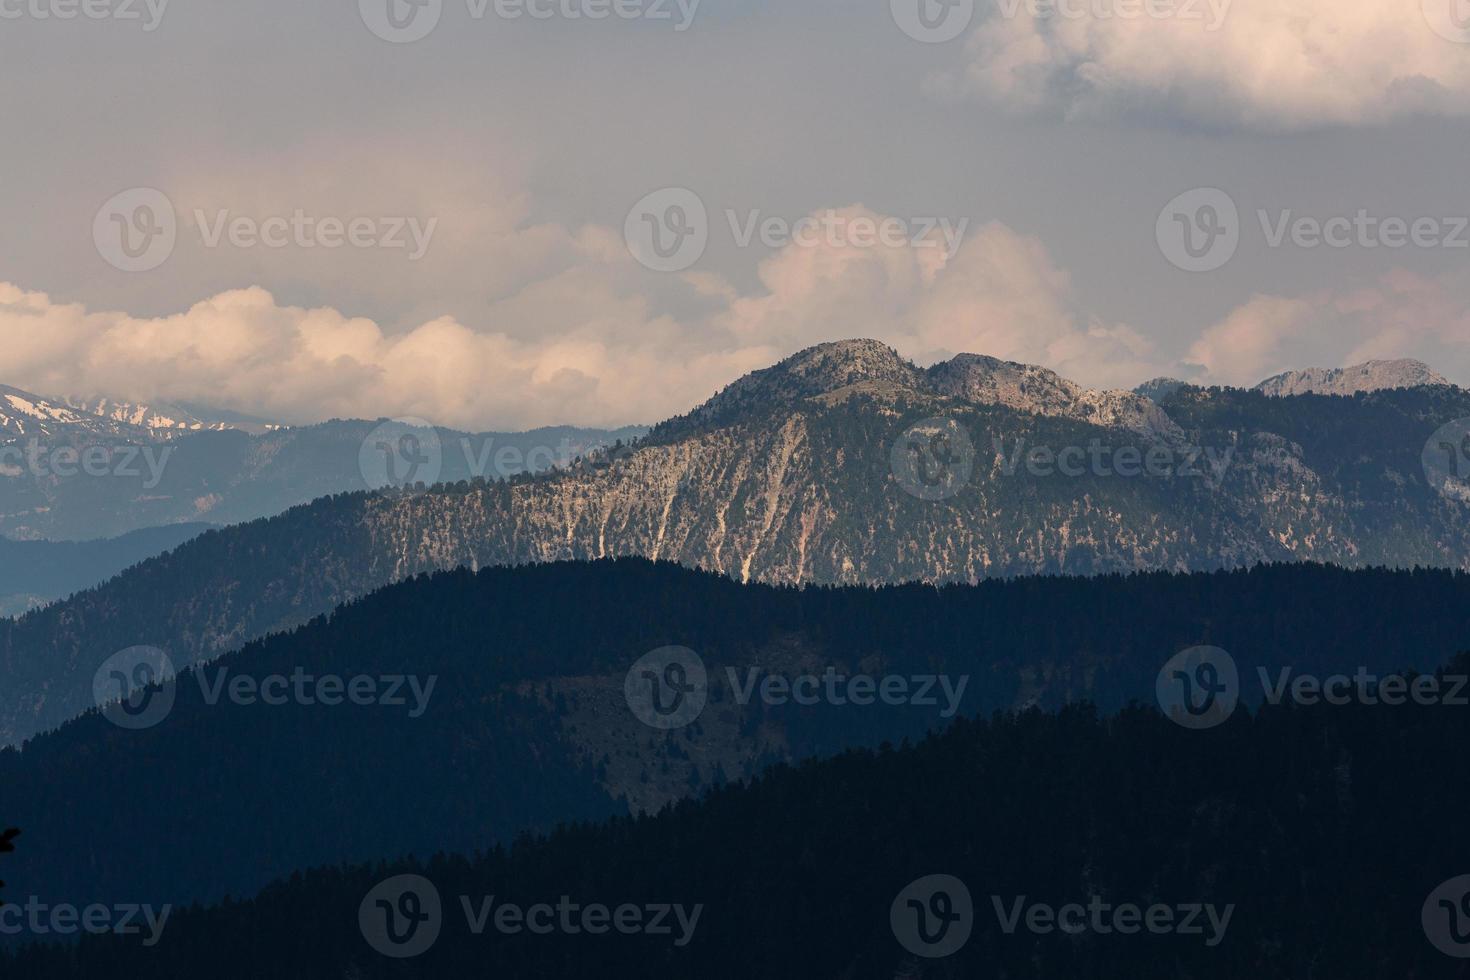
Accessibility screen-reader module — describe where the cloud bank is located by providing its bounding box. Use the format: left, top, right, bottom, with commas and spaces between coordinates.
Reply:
3, 207, 1466, 429
938, 0, 1470, 128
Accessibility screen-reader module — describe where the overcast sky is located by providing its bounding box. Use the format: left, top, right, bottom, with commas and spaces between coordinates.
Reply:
2, 0, 1469, 428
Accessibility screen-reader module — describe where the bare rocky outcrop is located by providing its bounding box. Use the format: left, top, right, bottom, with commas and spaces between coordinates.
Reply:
1256, 359, 1450, 397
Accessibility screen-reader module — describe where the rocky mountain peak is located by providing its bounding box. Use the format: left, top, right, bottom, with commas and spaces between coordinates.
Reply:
60, 395, 280, 435
1135, 378, 1189, 403
774, 339, 921, 392
926, 354, 1079, 408
0, 384, 149, 440
661, 341, 922, 436
664, 340, 1183, 440
926, 354, 1182, 440
1256, 359, 1450, 397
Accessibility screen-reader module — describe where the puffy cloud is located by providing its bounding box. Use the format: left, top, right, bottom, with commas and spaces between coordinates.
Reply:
1187, 270, 1470, 385
936, 0, 1470, 128
1184, 294, 1318, 383
714, 208, 1172, 390
7, 204, 1465, 431
0, 207, 1173, 428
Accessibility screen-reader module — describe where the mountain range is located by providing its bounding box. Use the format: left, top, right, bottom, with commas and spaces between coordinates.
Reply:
2, 339, 1469, 745
58, 396, 281, 435
0, 382, 643, 540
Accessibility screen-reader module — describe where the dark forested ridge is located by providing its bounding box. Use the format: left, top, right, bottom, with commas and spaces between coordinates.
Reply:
6, 668, 1469, 978
3, 558, 1468, 937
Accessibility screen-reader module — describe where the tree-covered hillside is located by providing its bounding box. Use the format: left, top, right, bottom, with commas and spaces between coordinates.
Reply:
6, 666, 1468, 978
2, 559, 1467, 927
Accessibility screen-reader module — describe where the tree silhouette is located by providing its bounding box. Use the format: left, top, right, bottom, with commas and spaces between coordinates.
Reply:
0, 827, 16, 904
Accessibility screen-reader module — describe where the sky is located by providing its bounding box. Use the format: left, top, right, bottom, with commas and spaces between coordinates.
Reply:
1, 0, 1469, 429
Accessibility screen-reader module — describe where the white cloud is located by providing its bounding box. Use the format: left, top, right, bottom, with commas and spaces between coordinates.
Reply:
0, 207, 1173, 428
714, 209, 1171, 389
1187, 270, 1470, 385
938, 0, 1470, 128
6, 201, 1466, 431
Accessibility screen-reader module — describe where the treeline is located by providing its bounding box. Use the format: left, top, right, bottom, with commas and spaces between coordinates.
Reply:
5, 661, 1469, 978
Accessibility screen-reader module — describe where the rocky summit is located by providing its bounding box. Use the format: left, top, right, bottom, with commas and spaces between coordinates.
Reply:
1255, 359, 1450, 397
